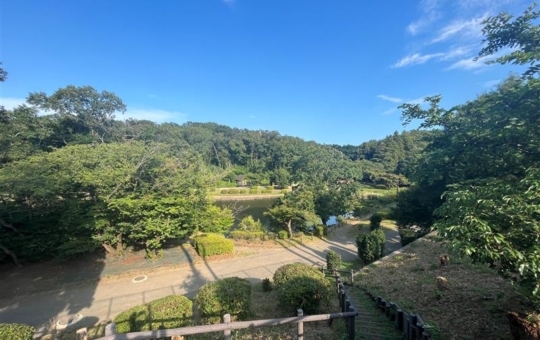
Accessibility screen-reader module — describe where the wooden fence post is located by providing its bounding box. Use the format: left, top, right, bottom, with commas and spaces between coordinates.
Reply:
410, 314, 418, 340
76, 328, 88, 340
297, 309, 304, 340
105, 323, 116, 336
223, 314, 231, 340
348, 306, 356, 340
396, 309, 403, 331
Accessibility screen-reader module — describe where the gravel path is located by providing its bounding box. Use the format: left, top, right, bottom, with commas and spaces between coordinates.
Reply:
0, 223, 400, 337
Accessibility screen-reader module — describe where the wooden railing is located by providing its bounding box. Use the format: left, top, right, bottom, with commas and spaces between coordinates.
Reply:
77, 276, 358, 340
362, 288, 433, 340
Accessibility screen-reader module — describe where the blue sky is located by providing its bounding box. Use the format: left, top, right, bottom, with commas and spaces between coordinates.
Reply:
0, 0, 530, 145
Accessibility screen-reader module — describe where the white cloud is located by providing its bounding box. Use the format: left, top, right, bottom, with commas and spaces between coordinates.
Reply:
447, 54, 494, 70
392, 53, 444, 68
381, 108, 397, 115
430, 14, 487, 44
120, 108, 187, 123
0, 97, 27, 110
376, 95, 403, 103
407, 0, 443, 35
406, 96, 429, 105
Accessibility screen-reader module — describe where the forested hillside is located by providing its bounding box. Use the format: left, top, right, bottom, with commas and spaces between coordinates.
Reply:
0, 70, 413, 264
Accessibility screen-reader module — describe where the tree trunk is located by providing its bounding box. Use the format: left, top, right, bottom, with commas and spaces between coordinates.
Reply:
508, 312, 540, 340
102, 243, 116, 255
0, 245, 22, 267
287, 220, 293, 238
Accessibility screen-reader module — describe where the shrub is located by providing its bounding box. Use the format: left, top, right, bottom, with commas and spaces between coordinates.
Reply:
281, 189, 288, 194
238, 189, 247, 194
371, 228, 386, 257
326, 250, 342, 271
193, 233, 234, 257
228, 189, 239, 194
238, 216, 264, 232
249, 188, 259, 194
114, 295, 193, 333
369, 213, 383, 230
273, 262, 323, 287
356, 233, 382, 264
262, 278, 272, 291
261, 189, 273, 194
220, 189, 229, 194
0, 324, 35, 340
266, 186, 274, 190
195, 277, 252, 323
278, 276, 331, 315
278, 230, 288, 239
229, 231, 264, 241
315, 225, 327, 237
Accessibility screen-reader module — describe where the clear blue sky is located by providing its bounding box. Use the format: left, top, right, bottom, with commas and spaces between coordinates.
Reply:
0, 0, 529, 145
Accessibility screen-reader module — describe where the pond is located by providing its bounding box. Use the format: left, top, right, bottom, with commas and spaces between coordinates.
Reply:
214, 198, 277, 230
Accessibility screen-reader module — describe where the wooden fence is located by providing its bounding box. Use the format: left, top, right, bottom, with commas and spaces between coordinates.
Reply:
362, 288, 434, 340
77, 276, 358, 340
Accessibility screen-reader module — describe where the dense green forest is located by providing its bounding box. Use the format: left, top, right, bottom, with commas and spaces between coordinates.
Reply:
0, 3, 538, 305
0, 67, 413, 263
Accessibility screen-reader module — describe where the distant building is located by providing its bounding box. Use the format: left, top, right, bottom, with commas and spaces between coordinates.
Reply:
236, 175, 247, 187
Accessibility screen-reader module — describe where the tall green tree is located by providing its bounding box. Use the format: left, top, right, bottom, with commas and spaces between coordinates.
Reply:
265, 189, 319, 237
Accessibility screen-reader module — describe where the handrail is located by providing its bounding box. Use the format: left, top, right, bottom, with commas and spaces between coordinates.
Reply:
88, 311, 357, 340
78, 274, 359, 340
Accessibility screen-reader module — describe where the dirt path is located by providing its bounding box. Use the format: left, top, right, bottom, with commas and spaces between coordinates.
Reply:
0, 222, 399, 337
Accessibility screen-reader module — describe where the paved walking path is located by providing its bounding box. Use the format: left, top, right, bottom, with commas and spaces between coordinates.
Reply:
0, 223, 400, 338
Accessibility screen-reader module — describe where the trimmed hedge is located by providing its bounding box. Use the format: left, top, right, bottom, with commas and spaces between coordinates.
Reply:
228, 189, 239, 194
369, 213, 383, 230
114, 295, 193, 333
0, 323, 35, 340
193, 233, 234, 257
195, 277, 252, 323
315, 225, 327, 237
229, 231, 264, 241
273, 262, 323, 287
326, 250, 342, 271
261, 189, 273, 194
238, 189, 247, 194
278, 276, 331, 315
356, 229, 386, 264
249, 188, 259, 194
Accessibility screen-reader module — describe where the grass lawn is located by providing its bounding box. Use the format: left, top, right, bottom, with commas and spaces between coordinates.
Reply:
355, 234, 532, 340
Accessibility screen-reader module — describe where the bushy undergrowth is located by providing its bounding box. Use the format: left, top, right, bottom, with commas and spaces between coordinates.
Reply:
326, 250, 342, 271
229, 231, 264, 241
278, 230, 288, 239
273, 262, 323, 287
0, 323, 35, 340
369, 213, 383, 230
193, 233, 234, 257
195, 277, 252, 323
114, 295, 193, 333
356, 229, 385, 264
273, 263, 331, 315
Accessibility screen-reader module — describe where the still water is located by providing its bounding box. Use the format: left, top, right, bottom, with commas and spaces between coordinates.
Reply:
214, 198, 277, 229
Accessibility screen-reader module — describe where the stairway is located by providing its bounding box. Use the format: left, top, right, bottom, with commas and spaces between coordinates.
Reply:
345, 287, 401, 340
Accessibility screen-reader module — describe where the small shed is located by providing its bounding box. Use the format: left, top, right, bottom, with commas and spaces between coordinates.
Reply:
236, 175, 247, 187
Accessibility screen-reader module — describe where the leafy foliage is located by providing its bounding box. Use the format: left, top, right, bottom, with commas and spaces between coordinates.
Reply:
356, 230, 385, 264
0, 323, 35, 340
369, 214, 383, 230
114, 295, 193, 333
326, 250, 342, 271
273, 262, 323, 287
229, 231, 264, 241
193, 233, 234, 257
278, 276, 332, 315
237, 216, 264, 232
195, 277, 252, 323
